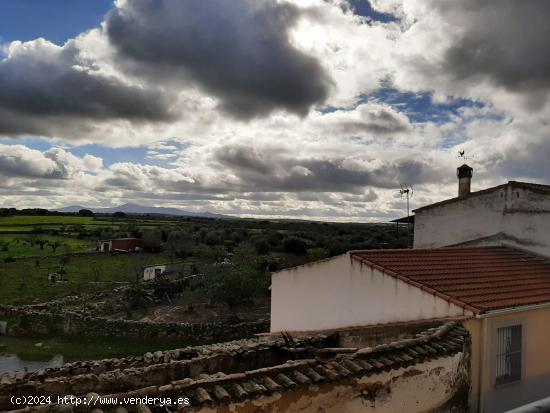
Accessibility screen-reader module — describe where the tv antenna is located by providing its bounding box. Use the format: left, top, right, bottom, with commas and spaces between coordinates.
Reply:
399, 184, 414, 248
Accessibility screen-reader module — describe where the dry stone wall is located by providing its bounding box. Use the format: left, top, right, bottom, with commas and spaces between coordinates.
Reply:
0, 304, 269, 341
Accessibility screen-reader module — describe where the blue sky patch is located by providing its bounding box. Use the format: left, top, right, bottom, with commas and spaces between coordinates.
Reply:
347, 0, 397, 23
363, 87, 486, 124
0, 0, 114, 45
0, 136, 53, 151
69, 144, 152, 167
0, 136, 187, 168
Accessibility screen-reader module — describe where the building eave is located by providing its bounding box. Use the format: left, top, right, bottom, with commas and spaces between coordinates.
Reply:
413, 183, 509, 213
413, 180, 550, 214
350, 253, 481, 315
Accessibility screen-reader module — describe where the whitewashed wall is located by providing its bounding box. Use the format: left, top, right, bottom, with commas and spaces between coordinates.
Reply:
414, 183, 550, 257
270, 253, 470, 333
143, 264, 166, 280
414, 188, 505, 249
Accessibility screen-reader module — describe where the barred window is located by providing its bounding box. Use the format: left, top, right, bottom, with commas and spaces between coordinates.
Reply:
495, 325, 522, 385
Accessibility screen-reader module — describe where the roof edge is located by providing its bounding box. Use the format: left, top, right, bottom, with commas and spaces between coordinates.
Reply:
350, 253, 481, 314
414, 180, 550, 213
413, 183, 508, 213
271, 253, 347, 276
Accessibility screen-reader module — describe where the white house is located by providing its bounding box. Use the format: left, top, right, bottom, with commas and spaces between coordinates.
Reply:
414, 164, 550, 257
271, 245, 550, 413
270, 165, 550, 412
271, 251, 471, 333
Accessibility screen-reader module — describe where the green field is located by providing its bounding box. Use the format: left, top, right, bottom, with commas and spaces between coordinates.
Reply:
0, 234, 94, 259
0, 334, 193, 362
0, 252, 175, 305
0, 216, 105, 226
0, 215, 178, 234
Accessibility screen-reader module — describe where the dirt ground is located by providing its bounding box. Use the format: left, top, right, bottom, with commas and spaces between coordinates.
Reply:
139, 300, 270, 323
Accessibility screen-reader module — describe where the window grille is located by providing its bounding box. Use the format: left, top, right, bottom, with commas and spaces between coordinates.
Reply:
495, 325, 522, 385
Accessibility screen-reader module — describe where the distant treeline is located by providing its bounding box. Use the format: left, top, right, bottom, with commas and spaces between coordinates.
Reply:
0, 208, 64, 217
1, 208, 144, 219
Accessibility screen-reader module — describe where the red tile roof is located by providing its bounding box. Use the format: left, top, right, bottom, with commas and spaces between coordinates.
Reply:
351, 247, 550, 314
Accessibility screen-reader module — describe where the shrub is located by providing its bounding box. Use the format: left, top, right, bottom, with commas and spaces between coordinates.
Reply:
283, 237, 308, 255
78, 209, 94, 217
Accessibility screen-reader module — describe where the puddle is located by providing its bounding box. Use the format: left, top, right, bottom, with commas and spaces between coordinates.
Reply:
0, 354, 64, 373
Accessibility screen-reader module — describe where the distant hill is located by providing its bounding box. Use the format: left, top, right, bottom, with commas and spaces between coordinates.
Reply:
53, 203, 229, 218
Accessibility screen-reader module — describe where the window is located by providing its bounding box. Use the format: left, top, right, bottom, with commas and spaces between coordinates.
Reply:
495, 325, 522, 385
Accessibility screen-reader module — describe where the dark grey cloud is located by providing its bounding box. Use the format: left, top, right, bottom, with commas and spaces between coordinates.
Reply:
435, 0, 550, 107
0, 39, 174, 137
212, 144, 444, 193
101, 177, 143, 191
326, 105, 411, 135
106, 0, 331, 119
493, 135, 550, 180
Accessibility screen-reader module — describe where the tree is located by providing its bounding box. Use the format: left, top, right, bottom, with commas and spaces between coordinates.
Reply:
283, 237, 308, 255
78, 209, 94, 217
204, 230, 221, 246
253, 237, 270, 255
90, 260, 101, 282
166, 230, 193, 259
50, 241, 62, 253
113, 211, 127, 218
124, 283, 154, 311
142, 229, 163, 253
199, 245, 270, 313
32, 237, 48, 250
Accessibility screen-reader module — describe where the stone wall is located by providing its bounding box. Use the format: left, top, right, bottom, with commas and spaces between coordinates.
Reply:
23, 278, 186, 317
0, 305, 269, 342
0, 322, 470, 413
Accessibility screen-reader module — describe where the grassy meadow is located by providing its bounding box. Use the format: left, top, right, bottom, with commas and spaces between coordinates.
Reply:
0, 215, 178, 234
0, 234, 94, 260
0, 333, 195, 362
0, 212, 410, 306
0, 252, 176, 305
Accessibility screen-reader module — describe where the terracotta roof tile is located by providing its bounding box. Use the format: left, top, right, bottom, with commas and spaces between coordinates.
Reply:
1, 322, 467, 412
351, 246, 550, 313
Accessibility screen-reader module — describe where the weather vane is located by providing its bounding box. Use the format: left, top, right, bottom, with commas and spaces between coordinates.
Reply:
457, 149, 475, 161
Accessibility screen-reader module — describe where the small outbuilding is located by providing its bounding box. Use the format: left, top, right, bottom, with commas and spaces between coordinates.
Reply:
143, 261, 185, 281
98, 238, 144, 253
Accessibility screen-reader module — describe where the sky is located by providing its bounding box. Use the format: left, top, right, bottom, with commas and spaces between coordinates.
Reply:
0, 0, 549, 221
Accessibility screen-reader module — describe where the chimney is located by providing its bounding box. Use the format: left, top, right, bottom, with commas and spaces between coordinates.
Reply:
457, 164, 473, 198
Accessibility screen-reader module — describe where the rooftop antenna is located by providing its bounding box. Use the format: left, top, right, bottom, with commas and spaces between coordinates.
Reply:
399, 184, 414, 248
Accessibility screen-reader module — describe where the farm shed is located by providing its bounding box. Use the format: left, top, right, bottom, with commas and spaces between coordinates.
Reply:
98, 238, 144, 253
143, 261, 185, 280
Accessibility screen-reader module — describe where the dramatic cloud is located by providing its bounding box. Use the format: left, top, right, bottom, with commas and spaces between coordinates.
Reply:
106, 0, 332, 119
2, 0, 550, 220
318, 104, 411, 135
439, 1, 550, 98
210, 143, 444, 193
0, 144, 101, 179
392, 0, 550, 112
0, 38, 174, 138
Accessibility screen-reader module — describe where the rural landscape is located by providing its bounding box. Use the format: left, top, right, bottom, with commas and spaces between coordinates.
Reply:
0, 208, 408, 366
2, 0, 549, 411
